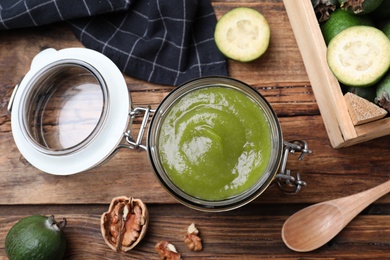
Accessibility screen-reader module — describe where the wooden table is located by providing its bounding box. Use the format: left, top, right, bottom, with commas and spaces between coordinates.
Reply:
1, 1, 389, 259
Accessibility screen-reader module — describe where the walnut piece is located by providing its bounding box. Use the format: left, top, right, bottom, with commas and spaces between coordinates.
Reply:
184, 223, 202, 251
155, 241, 181, 260
101, 196, 148, 252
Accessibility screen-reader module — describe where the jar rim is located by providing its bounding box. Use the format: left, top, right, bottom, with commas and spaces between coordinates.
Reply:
18, 60, 109, 156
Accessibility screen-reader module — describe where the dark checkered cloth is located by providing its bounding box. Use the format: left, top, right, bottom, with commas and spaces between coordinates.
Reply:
0, 0, 228, 86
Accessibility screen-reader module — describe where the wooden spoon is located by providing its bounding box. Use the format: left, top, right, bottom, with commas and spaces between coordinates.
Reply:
282, 180, 390, 252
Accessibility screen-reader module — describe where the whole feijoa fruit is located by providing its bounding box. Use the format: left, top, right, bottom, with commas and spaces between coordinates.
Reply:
5, 215, 67, 260
339, 0, 383, 15
381, 19, 390, 39
375, 70, 390, 112
320, 9, 373, 45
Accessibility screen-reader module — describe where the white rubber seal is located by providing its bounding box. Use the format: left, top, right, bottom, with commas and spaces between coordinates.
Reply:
10, 48, 130, 175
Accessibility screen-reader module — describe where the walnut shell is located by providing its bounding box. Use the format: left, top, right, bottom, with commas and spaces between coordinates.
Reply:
101, 196, 149, 252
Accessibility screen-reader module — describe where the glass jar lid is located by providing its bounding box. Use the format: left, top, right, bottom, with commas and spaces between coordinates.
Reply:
9, 48, 130, 175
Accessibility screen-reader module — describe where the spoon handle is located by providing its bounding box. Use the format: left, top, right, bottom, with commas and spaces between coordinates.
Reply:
331, 179, 390, 225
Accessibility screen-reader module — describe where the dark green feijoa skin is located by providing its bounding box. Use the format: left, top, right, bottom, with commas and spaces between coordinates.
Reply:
375, 70, 390, 112
381, 19, 390, 39
321, 9, 374, 45
342, 84, 377, 103
369, 0, 390, 20
339, 0, 384, 15
5, 215, 67, 260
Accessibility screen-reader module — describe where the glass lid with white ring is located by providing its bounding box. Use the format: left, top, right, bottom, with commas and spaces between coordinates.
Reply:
22, 62, 108, 155
9, 48, 130, 175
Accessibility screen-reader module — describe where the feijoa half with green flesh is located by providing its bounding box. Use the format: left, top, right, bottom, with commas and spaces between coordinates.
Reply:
327, 25, 390, 87
214, 7, 270, 62
5, 215, 67, 260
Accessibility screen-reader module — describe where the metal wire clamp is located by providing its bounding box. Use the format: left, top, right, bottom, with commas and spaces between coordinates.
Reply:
275, 140, 312, 194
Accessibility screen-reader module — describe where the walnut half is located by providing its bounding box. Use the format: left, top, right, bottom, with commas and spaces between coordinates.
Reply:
101, 196, 148, 252
184, 223, 202, 251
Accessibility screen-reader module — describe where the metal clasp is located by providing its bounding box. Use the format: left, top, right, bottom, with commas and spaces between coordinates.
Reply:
275, 140, 312, 194
119, 106, 155, 150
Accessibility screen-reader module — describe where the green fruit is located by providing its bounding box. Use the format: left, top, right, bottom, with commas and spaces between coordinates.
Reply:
341, 84, 377, 102
321, 9, 373, 45
312, 0, 339, 23
369, 0, 390, 20
375, 70, 390, 112
327, 25, 390, 87
381, 19, 390, 39
5, 215, 67, 260
339, 0, 383, 15
214, 7, 270, 62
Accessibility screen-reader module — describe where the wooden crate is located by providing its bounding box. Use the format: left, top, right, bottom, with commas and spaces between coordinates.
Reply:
283, 0, 390, 148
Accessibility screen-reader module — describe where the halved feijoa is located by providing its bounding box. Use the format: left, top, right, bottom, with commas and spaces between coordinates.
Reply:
214, 7, 270, 62
327, 25, 390, 87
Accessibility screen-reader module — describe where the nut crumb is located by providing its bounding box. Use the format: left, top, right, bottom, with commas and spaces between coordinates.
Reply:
155, 240, 181, 260
184, 223, 202, 251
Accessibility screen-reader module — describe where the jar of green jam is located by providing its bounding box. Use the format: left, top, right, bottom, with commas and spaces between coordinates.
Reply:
9, 49, 310, 212
147, 77, 311, 211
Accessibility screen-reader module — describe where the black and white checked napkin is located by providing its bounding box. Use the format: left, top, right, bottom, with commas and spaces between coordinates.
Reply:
0, 0, 228, 86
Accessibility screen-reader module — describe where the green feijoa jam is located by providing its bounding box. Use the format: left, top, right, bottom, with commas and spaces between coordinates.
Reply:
158, 87, 273, 201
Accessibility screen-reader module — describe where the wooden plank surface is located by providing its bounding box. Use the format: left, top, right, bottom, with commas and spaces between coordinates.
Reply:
0, 0, 389, 259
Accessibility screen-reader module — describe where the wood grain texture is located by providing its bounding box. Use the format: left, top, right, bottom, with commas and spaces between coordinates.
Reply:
0, 0, 389, 259
0, 205, 389, 259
